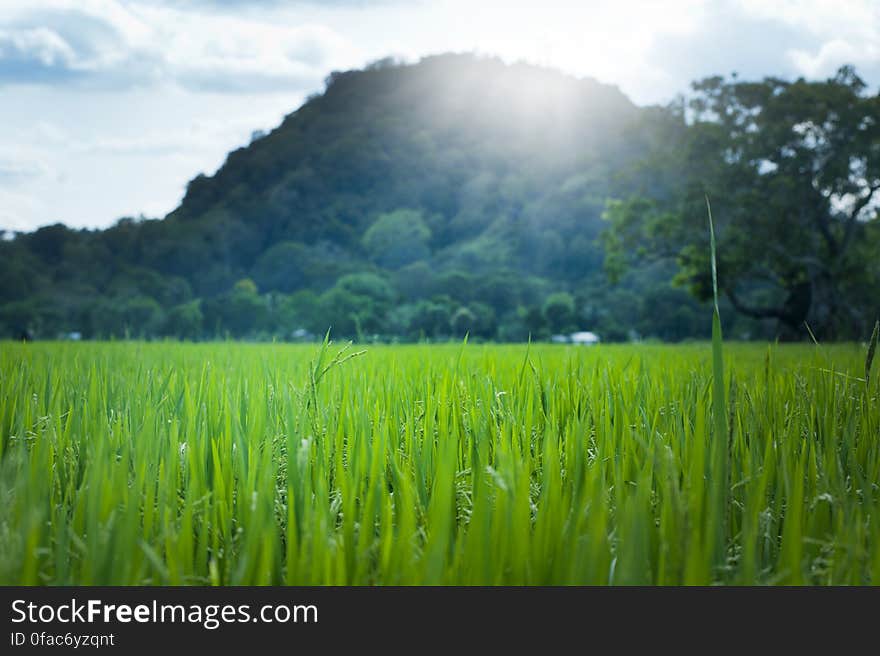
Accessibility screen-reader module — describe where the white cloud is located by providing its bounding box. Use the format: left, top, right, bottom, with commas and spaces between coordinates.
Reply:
159, 17, 356, 91
788, 39, 877, 78
70, 114, 275, 155
0, 0, 361, 92
0, 82, 308, 230
0, 187, 46, 232
0, 26, 76, 66
1, 0, 879, 232
737, 0, 877, 39
736, 0, 880, 80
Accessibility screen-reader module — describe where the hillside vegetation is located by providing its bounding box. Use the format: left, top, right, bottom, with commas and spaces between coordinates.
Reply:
2, 55, 877, 342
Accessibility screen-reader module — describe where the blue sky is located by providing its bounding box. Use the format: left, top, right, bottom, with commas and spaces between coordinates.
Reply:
2, 0, 879, 232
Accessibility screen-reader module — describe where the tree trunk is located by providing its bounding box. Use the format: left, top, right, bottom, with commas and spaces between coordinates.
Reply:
727, 273, 845, 341
803, 272, 840, 340
776, 282, 811, 341
776, 274, 840, 341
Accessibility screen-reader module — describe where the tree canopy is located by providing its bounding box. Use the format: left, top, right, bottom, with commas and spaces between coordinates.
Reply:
2, 55, 876, 342
604, 66, 880, 339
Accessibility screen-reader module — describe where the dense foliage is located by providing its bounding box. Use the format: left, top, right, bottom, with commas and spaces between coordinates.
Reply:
0, 55, 731, 342
1, 340, 877, 584
2, 55, 876, 342
605, 67, 880, 340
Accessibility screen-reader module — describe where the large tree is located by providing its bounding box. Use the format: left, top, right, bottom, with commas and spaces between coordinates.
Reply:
605, 66, 880, 339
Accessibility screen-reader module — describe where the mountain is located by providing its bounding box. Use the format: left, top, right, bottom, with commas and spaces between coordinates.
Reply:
0, 53, 722, 342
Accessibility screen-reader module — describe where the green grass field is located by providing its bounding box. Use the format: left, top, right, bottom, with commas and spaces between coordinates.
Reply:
0, 339, 877, 585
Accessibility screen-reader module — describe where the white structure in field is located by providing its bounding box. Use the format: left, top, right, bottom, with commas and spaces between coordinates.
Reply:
570, 331, 600, 345
550, 331, 601, 345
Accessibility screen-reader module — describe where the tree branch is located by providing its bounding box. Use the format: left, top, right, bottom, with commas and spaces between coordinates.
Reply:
840, 182, 880, 257
767, 243, 828, 275
812, 207, 839, 256
725, 287, 785, 320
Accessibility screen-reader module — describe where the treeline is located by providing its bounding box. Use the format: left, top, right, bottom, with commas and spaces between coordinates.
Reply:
0, 223, 721, 342
2, 54, 876, 342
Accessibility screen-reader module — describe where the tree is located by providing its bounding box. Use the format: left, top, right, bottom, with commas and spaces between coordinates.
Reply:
605, 66, 880, 339
251, 242, 309, 293
90, 295, 165, 338
393, 261, 436, 300
362, 209, 431, 269
449, 306, 477, 337
318, 287, 373, 338
412, 299, 453, 338
388, 299, 452, 339
335, 272, 395, 303
275, 291, 322, 335
543, 292, 576, 334
164, 300, 203, 340
202, 279, 268, 338
521, 305, 547, 340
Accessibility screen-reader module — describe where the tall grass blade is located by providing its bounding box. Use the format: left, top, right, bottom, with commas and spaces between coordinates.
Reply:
866, 319, 879, 386
706, 196, 728, 575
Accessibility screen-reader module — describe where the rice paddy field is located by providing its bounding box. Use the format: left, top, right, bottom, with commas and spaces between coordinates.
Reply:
0, 338, 878, 585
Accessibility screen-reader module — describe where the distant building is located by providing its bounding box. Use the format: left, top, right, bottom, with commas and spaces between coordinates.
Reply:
552, 331, 601, 345
290, 328, 314, 342
570, 331, 600, 345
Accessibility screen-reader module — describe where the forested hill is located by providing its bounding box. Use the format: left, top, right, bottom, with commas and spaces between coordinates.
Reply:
0, 54, 737, 342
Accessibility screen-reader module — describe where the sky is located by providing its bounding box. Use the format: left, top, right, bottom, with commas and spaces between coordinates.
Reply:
1, 0, 879, 233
